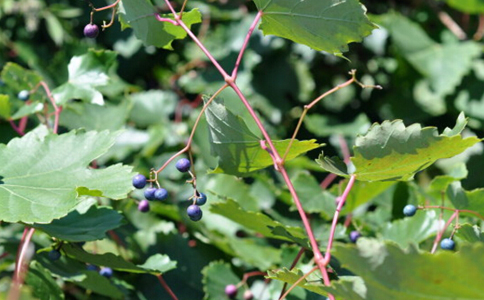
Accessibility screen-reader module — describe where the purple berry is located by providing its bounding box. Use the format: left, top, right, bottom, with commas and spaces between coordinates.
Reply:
99, 267, 113, 278
243, 289, 254, 300
195, 192, 207, 206
225, 284, 237, 299
144, 187, 157, 200
48, 249, 61, 261
83, 24, 99, 38
138, 200, 150, 213
175, 158, 191, 172
349, 231, 361, 243
187, 204, 202, 221
154, 188, 168, 201
18, 90, 29, 101
132, 174, 147, 189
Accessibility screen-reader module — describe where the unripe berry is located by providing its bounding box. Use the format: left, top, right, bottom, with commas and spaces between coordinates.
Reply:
154, 188, 168, 201
187, 204, 202, 221
18, 90, 29, 101
349, 230, 361, 243
195, 192, 207, 206
99, 267, 113, 278
144, 187, 157, 200
243, 289, 254, 300
440, 238, 455, 251
132, 174, 147, 189
83, 24, 99, 38
175, 158, 191, 172
48, 249, 61, 261
224, 284, 237, 299
138, 200, 150, 213
403, 204, 417, 217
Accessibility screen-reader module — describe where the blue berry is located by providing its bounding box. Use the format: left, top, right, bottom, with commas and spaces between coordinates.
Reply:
187, 204, 202, 221
154, 188, 168, 201
48, 249, 61, 261
195, 192, 207, 206
225, 284, 237, 299
349, 231, 361, 243
132, 174, 147, 189
440, 238, 455, 250
403, 204, 417, 217
99, 267, 113, 278
138, 200, 150, 213
84, 24, 99, 38
86, 264, 98, 271
175, 158, 191, 172
18, 90, 29, 101
144, 187, 157, 200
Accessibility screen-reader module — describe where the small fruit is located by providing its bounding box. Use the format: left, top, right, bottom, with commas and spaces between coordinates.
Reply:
224, 284, 237, 299
440, 238, 455, 250
48, 249, 61, 261
187, 204, 202, 221
99, 267, 113, 278
144, 187, 157, 200
18, 90, 29, 101
138, 199, 150, 213
132, 174, 147, 189
175, 158, 191, 172
349, 231, 361, 243
83, 24, 99, 38
195, 192, 207, 206
403, 204, 417, 217
243, 289, 254, 300
154, 188, 168, 201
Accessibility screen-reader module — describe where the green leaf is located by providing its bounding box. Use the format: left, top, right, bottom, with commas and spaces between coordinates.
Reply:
318, 113, 482, 181
253, 0, 377, 54
118, 0, 202, 49
205, 97, 320, 176
0, 127, 134, 224
25, 261, 64, 300
128, 90, 177, 127
0, 62, 42, 92
33, 206, 125, 242
447, 182, 484, 216
455, 224, 484, 243
62, 243, 176, 275
290, 172, 335, 216
202, 261, 242, 300
445, 0, 484, 14
52, 49, 117, 105
10, 102, 44, 120
324, 239, 484, 300
227, 238, 281, 270
209, 199, 308, 246
0, 95, 11, 119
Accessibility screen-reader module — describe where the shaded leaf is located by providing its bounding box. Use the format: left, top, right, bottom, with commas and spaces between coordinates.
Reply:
26, 261, 64, 300
455, 224, 484, 243
290, 172, 335, 217
253, 0, 377, 54
202, 261, 242, 300
447, 182, 484, 216
0, 62, 42, 92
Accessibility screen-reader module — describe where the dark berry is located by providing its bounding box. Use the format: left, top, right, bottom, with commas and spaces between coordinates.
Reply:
86, 264, 98, 271
195, 192, 207, 206
440, 238, 455, 250
144, 187, 157, 200
83, 24, 99, 38
132, 174, 147, 189
18, 90, 29, 101
175, 158, 191, 172
48, 249, 61, 261
403, 204, 417, 217
349, 231, 361, 243
99, 267, 113, 278
187, 204, 202, 221
154, 188, 168, 201
224, 284, 237, 299
243, 289, 254, 300
138, 200, 150, 213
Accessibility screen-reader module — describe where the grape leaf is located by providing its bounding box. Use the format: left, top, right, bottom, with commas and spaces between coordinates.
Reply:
0, 127, 134, 224
52, 49, 117, 105
33, 206, 125, 242
205, 97, 321, 176
118, 0, 202, 49
253, 0, 377, 55
267, 268, 328, 296
317, 113, 482, 181
447, 182, 484, 216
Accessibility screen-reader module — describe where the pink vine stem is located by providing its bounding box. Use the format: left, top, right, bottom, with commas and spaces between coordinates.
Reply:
7, 227, 35, 300
157, 274, 179, 300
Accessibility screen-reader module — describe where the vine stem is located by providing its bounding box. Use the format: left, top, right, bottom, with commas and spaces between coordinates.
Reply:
8, 120, 25, 136
231, 11, 262, 79
156, 274, 179, 300
32, 81, 62, 134
8, 227, 35, 300
278, 247, 306, 299
422, 205, 484, 221
430, 211, 458, 254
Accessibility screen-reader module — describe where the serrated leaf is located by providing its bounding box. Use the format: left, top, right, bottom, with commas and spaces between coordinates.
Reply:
118, 0, 202, 49
455, 224, 484, 243
202, 261, 242, 300
52, 49, 117, 105
0, 127, 134, 224
318, 113, 482, 181
253, 0, 377, 54
209, 199, 308, 246
323, 239, 484, 300
205, 97, 320, 176
0, 95, 11, 119
447, 182, 484, 216
267, 268, 328, 296
62, 243, 176, 275
33, 206, 125, 242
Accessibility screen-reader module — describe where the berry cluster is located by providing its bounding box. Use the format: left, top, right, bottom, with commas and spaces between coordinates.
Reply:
132, 158, 208, 222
